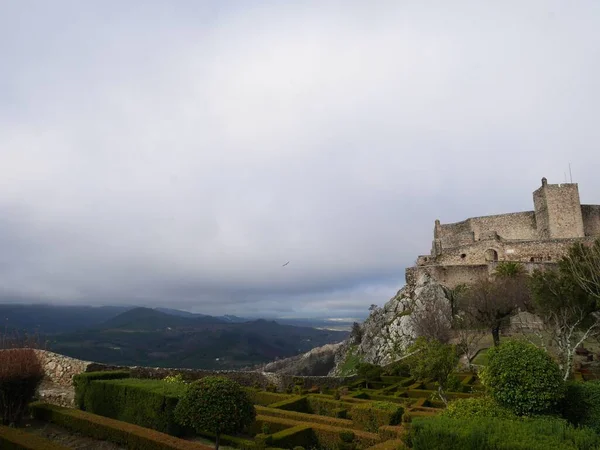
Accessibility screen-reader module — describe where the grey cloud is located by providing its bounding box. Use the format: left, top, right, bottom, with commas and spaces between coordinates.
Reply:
0, 1, 599, 317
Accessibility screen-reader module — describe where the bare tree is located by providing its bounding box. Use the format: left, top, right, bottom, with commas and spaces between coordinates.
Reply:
409, 295, 453, 343
458, 263, 530, 347
452, 313, 486, 367
525, 242, 600, 380
564, 239, 600, 303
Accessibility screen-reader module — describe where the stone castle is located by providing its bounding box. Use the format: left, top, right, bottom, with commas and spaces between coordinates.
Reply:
406, 178, 600, 288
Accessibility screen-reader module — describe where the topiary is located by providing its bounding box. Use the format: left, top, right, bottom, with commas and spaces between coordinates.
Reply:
480, 340, 564, 416
174, 376, 255, 450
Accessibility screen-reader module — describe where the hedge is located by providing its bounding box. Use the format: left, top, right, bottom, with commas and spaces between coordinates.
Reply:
351, 402, 403, 432
409, 416, 600, 450
306, 396, 351, 418
29, 402, 213, 450
256, 406, 356, 429
269, 396, 309, 412
378, 426, 404, 441
365, 439, 408, 450
73, 370, 131, 409
309, 422, 379, 450
243, 389, 294, 406
80, 379, 187, 435
561, 380, 600, 434
0, 425, 70, 450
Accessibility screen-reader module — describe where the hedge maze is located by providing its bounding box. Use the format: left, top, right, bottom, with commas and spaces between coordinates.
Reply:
7, 370, 482, 450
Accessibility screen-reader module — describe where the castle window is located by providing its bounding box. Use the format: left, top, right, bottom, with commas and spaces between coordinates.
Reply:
485, 249, 498, 262
460, 253, 466, 259
530, 257, 535, 262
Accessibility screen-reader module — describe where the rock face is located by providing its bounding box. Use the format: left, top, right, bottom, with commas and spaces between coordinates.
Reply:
329, 272, 452, 375
260, 343, 342, 376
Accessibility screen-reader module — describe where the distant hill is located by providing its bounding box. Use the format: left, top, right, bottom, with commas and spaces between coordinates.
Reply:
99, 307, 225, 331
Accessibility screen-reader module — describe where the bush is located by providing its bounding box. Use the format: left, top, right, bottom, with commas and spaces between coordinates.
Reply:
561, 380, 600, 433
409, 415, 600, 450
0, 348, 44, 426
480, 340, 564, 416
351, 401, 403, 432
29, 402, 213, 450
442, 397, 516, 419
163, 374, 185, 384
174, 376, 255, 450
81, 378, 186, 435
73, 370, 130, 410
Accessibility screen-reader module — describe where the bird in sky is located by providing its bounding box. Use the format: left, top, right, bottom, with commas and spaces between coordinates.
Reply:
282, 261, 290, 267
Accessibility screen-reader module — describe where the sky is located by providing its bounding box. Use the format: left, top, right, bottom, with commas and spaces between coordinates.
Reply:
1, 0, 599, 319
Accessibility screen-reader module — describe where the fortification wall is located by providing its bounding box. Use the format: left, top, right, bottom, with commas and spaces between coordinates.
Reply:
411, 264, 489, 288
582, 205, 600, 237
23, 350, 353, 392
467, 211, 537, 241
438, 219, 473, 248
534, 183, 585, 239
435, 237, 594, 266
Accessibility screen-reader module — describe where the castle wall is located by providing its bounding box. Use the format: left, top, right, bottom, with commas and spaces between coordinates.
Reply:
582, 205, 600, 237
411, 264, 489, 288
467, 212, 538, 241
434, 237, 596, 266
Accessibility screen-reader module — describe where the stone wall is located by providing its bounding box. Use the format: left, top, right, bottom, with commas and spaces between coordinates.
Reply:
533, 182, 585, 239
410, 264, 489, 289
582, 205, 600, 237
29, 350, 353, 392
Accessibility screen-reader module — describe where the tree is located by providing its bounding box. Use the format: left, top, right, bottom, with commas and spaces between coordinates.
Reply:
174, 376, 255, 450
564, 239, 600, 302
458, 262, 530, 346
452, 313, 486, 368
527, 243, 600, 380
405, 337, 458, 405
356, 363, 383, 389
350, 322, 363, 344
480, 340, 563, 416
409, 294, 453, 344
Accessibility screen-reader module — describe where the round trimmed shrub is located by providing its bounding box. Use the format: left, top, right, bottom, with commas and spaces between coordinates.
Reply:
174, 376, 255, 449
480, 340, 563, 416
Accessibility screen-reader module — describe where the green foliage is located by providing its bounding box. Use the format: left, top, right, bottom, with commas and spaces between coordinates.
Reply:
81, 378, 187, 435
243, 388, 292, 406
480, 340, 564, 416
409, 415, 600, 450
382, 361, 411, 377
356, 363, 383, 388
443, 397, 516, 419
494, 261, 525, 277
73, 370, 131, 410
162, 374, 185, 384
29, 402, 207, 450
307, 396, 348, 418
338, 345, 362, 376
174, 376, 255, 444
0, 424, 70, 450
561, 380, 600, 434
405, 337, 458, 403
333, 389, 341, 400
351, 401, 403, 432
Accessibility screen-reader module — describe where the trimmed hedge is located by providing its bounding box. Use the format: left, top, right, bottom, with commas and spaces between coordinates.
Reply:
29, 402, 213, 450
378, 425, 404, 441
269, 396, 309, 412
351, 402, 403, 432
80, 378, 187, 435
365, 439, 408, 450
270, 425, 314, 449
409, 416, 600, 450
243, 389, 294, 407
562, 380, 600, 434
73, 370, 130, 409
0, 425, 70, 450
256, 406, 356, 429
307, 395, 350, 418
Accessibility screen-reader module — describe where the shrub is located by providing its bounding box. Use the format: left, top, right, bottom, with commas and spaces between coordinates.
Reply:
561, 380, 600, 433
163, 374, 185, 384
409, 415, 600, 450
73, 370, 130, 410
174, 376, 255, 450
0, 348, 44, 426
243, 388, 292, 406
480, 340, 564, 416
29, 402, 213, 450
81, 378, 186, 435
442, 397, 516, 419
351, 401, 403, 432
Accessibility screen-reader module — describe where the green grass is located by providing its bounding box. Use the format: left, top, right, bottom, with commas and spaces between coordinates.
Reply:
338, 345, 362, 376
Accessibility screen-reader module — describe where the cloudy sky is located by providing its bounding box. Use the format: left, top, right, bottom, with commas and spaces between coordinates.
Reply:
1, 1, 599, 319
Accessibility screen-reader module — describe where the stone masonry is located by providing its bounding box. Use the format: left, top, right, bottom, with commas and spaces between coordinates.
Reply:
408, 178, 600, 288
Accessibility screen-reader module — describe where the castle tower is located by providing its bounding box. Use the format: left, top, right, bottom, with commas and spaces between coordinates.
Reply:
533, 177, 585, 239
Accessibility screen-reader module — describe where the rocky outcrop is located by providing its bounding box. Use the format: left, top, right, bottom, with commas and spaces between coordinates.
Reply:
260, 343, 342, 376
329, 272, 452, 375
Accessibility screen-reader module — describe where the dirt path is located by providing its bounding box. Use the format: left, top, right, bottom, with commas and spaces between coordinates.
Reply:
22, 419, 125, 450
